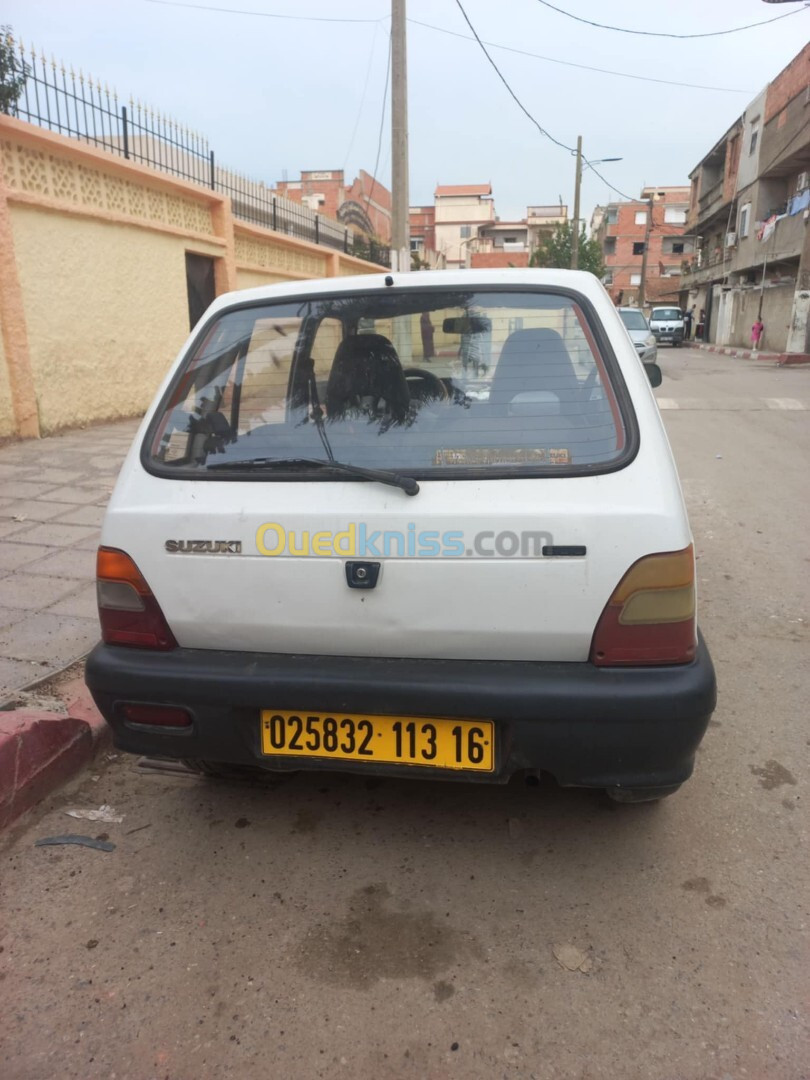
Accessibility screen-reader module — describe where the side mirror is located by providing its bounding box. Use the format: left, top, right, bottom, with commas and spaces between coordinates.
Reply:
442, 316, 492, 335
645, 363, 663, 388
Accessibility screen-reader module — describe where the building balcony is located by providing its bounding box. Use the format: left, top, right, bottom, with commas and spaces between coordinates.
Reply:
697, 179, 726, 220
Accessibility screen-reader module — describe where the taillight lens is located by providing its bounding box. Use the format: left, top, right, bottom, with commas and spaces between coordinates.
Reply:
590, 545, 696, 666
96, 547, 177, 651
120, 703, 192, 727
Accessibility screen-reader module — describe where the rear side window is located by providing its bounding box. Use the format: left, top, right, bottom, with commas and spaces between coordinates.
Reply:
147, 290, 631, 478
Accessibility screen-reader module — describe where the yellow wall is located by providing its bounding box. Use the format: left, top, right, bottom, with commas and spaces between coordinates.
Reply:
0, 115, 385, 439
235, 269, 297, 290
11, 207, 194, 433
0, 324, 14, 438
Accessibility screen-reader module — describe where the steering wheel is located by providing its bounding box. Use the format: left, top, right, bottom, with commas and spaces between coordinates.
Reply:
403, 367, 449, 402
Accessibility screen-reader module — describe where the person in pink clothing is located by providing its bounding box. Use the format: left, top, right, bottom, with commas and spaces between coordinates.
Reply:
751, 318, 764, 349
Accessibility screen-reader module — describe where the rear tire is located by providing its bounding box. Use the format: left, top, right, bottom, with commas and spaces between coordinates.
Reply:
606, 784, 681, 803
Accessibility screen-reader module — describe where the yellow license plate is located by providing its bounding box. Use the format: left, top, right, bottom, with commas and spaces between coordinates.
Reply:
260, 711, 494, 772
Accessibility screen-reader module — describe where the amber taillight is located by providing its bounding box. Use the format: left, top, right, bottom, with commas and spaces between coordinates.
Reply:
96, 547, 177, 651
590, 545, 696, 666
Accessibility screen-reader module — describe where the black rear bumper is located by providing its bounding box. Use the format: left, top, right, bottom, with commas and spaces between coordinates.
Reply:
85, 635, 717, 791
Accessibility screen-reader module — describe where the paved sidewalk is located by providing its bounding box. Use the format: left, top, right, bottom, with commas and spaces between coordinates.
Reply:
0, 419, 140, 701
688, 341, 810, 365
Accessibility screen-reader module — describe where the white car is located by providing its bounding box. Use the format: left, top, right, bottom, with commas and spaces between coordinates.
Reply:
649, 306, 686, 347
618, 306, 659, 371
86, 269, 716, 802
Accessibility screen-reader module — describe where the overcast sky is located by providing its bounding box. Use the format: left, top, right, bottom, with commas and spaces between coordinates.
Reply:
5, 0, 808, 224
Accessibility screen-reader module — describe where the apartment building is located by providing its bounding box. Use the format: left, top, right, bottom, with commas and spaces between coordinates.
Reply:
592, 187, 692, 308
680, 44, 810, 354
274, 169, 392, 242
433, 183, 496, 268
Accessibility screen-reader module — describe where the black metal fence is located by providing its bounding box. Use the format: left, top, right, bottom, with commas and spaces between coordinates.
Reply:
8, 40, 389, 265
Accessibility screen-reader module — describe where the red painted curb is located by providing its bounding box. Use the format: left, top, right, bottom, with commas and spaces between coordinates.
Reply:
777, 353, 810, 366
0, 677, 109, 829
690, 342, 806, 364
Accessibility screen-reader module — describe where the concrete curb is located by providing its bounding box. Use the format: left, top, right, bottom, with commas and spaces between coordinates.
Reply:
689, 343, 810, 365
0, 676, 109, 829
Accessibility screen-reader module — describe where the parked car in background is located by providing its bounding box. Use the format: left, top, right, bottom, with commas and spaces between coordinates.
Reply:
618, 307, 658, 368
649, 306, 685, 347
86, 269, 715, 803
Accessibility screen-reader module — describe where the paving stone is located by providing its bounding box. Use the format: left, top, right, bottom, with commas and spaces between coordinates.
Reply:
0, 464, 36, 480
0, 542, 59, 571
75, 532, 102, 552
0, 657, 48, 700
88, 455, 127, 470
0, 500, 75, 523
1, 481, 59, 499
22, 547, 95, 580
38, 485, 107, 506
34, 468, 88, 485
0, 612, 98, 665
0, 607, 29, 631
6, 523, 98, 548
0, 573, 83, 611
46, 583, 98, 619
0, 520, 33, 540
54, 505, 107, 527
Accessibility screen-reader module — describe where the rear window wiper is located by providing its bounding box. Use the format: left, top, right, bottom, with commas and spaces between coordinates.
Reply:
207, 456, 420, 496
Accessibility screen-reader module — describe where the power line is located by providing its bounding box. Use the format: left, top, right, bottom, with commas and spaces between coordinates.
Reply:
144, 0, 385, 24
452, 0, 639, 204
452, 0, 570, 152
534, 0, 806, 39
364, 31, 392, 224
144, 0, 755, 93
408, 18, 752, 94
343, 23, 380, 171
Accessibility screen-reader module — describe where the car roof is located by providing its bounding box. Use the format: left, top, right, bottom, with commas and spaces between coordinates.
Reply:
206, 268, 610, 319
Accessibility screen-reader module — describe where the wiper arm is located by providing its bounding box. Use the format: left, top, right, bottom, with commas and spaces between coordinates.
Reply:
207, 456, 420, 496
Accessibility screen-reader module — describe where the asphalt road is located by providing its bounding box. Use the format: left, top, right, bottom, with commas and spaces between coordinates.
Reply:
2, 349, 808, 1080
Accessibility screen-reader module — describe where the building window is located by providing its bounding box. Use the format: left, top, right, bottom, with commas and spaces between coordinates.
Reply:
630, 273, 641, 285
603, 237, 616, 256
410, 237, 422, 252
635, 211, 647, 225
606, 208, 618, 225
664, 207, 687, 224
749, 126, 759, 155
602, 271, 614, 285
460, 225, 471, 239
672, 241, 684, 255
739, 203, 751, 238
633, 242, 645, 255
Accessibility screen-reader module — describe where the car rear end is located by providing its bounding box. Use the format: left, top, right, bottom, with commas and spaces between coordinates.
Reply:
86, 269, 715, 799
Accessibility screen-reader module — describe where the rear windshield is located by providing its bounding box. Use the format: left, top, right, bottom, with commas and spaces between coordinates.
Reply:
619, 309, 648, 331
651, 308, 682, 321
146, 289, 629, 478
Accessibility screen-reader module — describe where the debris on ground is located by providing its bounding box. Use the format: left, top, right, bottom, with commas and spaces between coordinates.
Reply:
136, 757, 198, 776
2, 689, 68, 714
552, 943, 593, 973
65, 805, 123, 824
34, 835, 116, 852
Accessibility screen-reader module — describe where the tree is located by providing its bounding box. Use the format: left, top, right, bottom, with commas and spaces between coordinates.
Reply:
530, 221, 604, 279
0, 28, 28, 116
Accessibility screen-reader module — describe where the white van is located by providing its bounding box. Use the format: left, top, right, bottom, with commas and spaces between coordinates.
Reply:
86, 269, 716, 802
649, 306, 685, 346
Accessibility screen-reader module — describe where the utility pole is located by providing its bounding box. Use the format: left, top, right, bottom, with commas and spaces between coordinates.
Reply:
390, 0, 410, 273
638, 191, 665, 308
570, 135, 582, 270
638, 195, 653, 308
